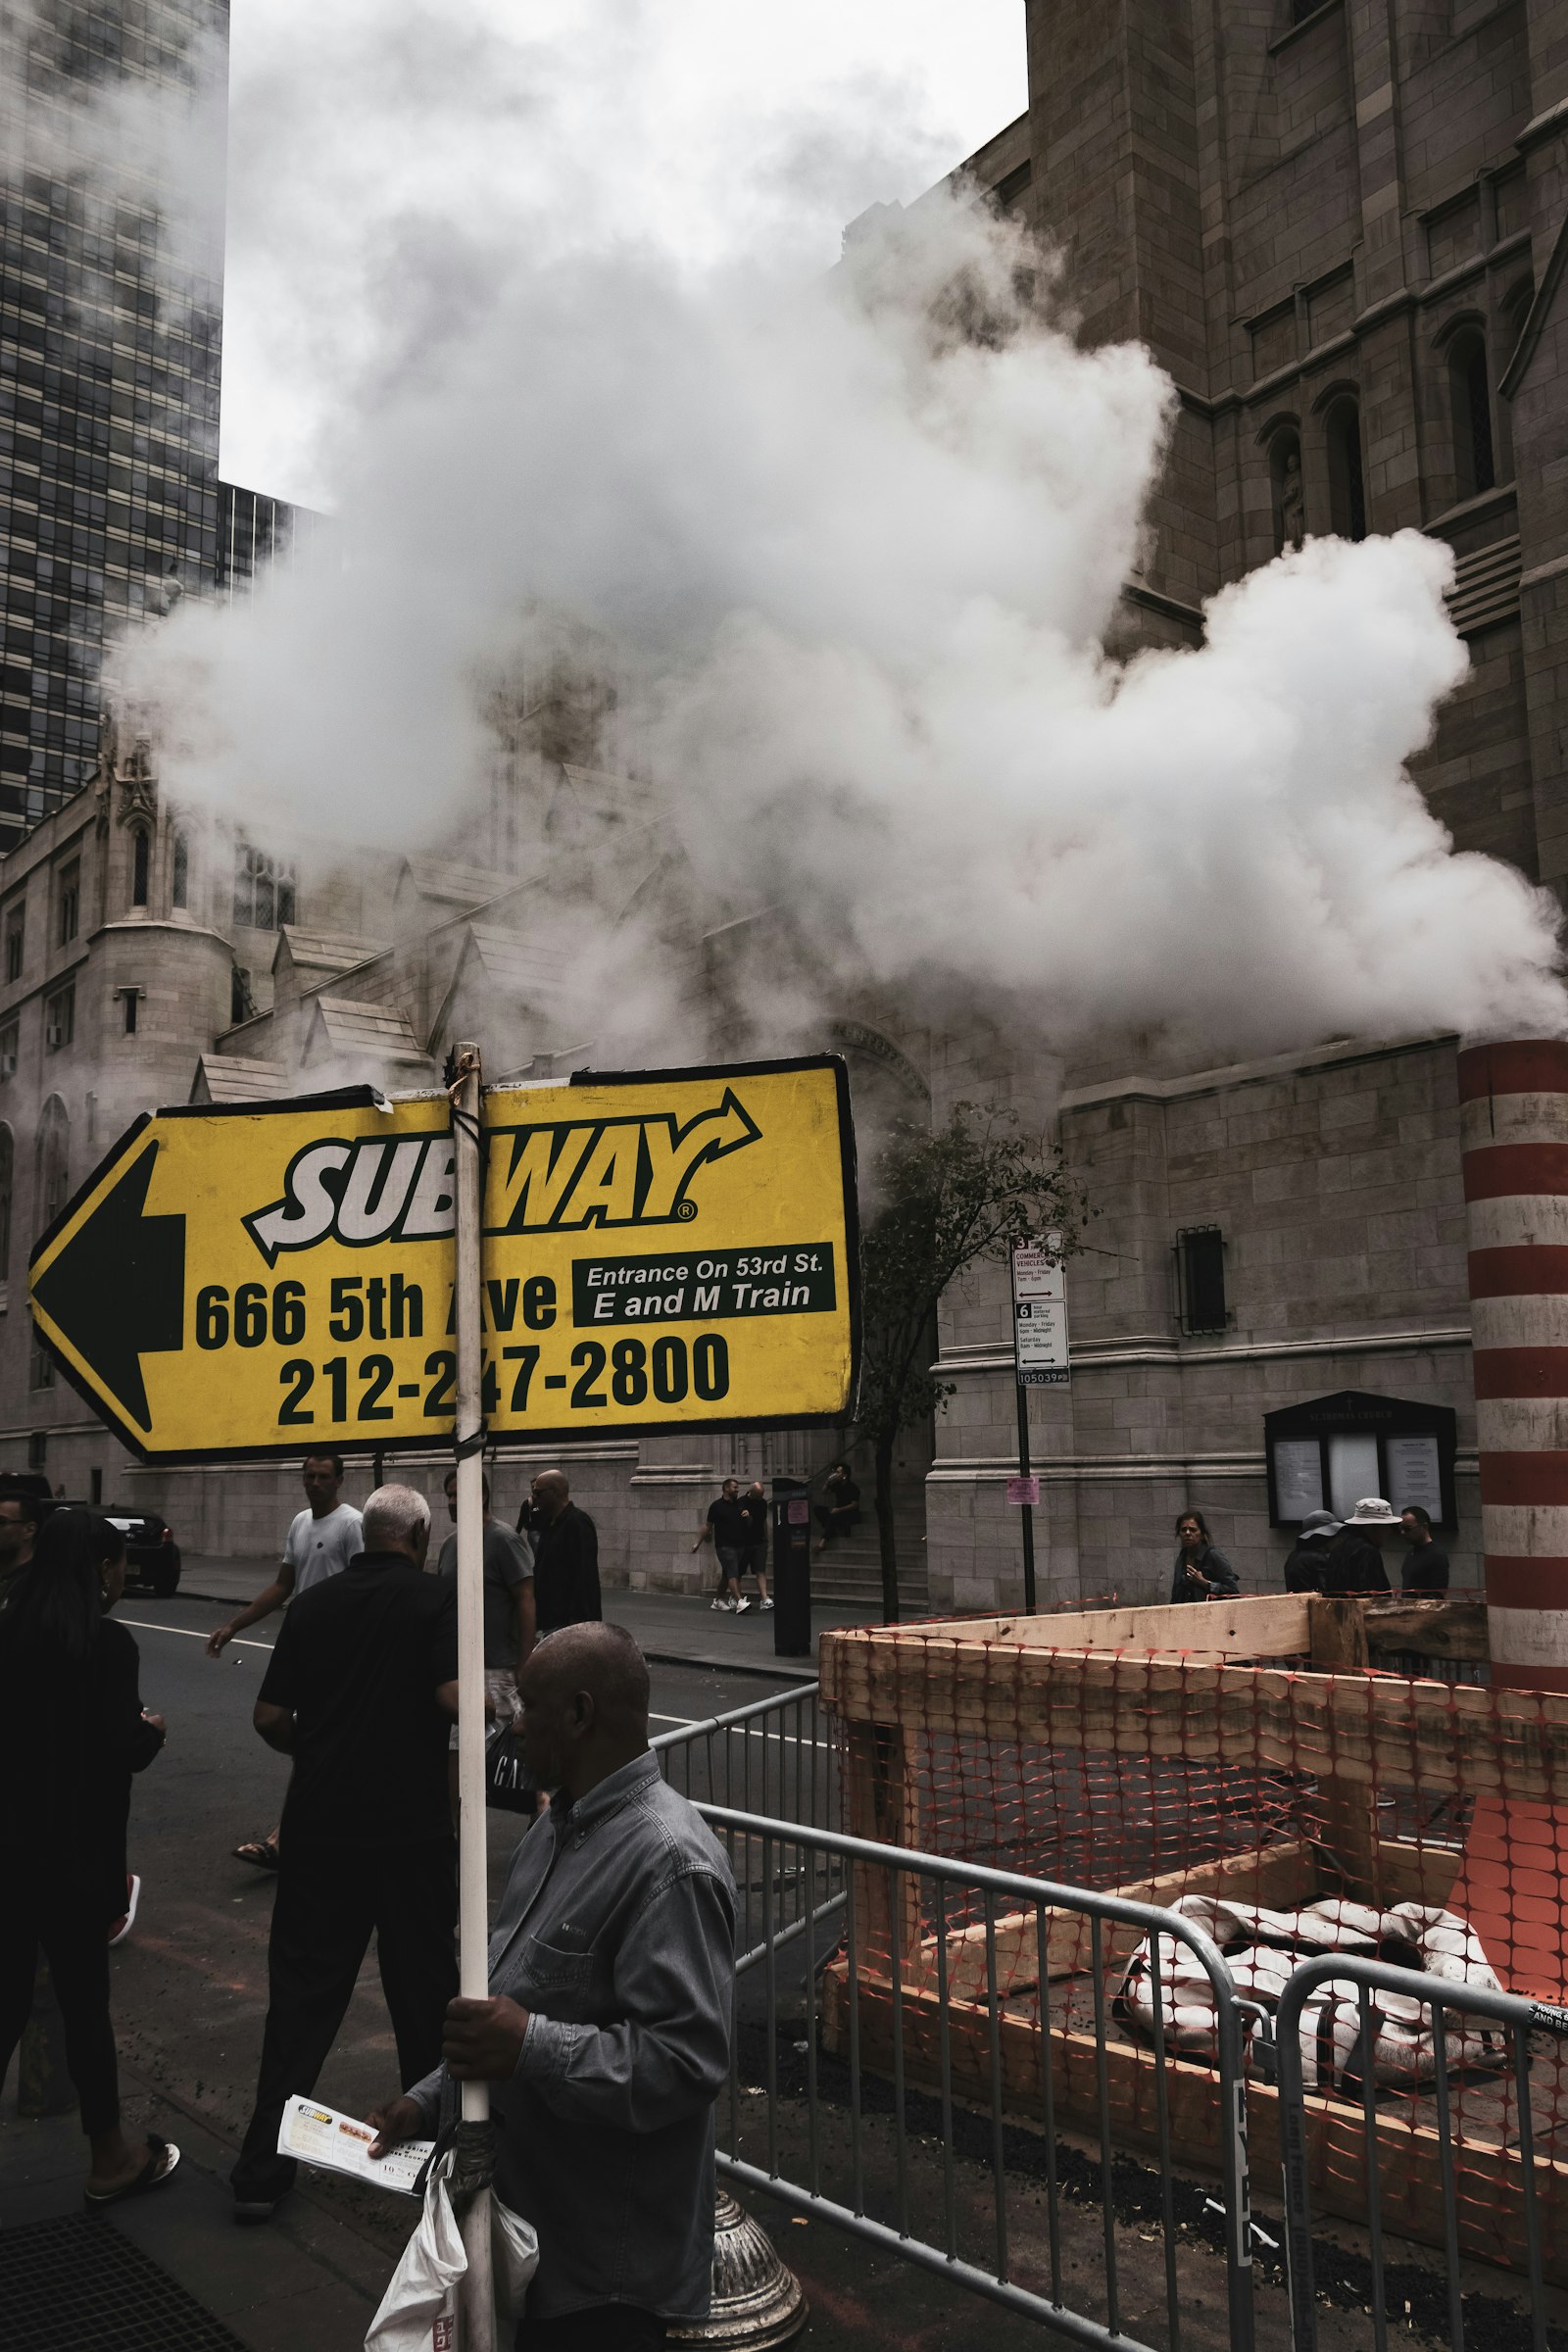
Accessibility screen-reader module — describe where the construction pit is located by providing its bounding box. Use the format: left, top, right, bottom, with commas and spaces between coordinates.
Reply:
818, 1592, 1568, 2286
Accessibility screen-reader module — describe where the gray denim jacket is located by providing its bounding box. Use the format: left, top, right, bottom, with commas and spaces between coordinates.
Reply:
409, 1750, 736, 2322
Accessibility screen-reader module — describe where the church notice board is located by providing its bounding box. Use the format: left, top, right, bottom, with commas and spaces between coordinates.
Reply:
1263, 1389, 1457, 1529
28, 1055, 859, 1464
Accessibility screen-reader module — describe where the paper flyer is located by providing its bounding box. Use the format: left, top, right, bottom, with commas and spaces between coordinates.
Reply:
277, 2095, 433, 2196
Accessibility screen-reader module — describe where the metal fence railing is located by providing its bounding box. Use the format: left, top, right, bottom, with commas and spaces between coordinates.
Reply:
1274, 1953, 1568, 2352
695, 1803, 1256, 2352
653, 1684, 839, 1977
652, 1681, 830, 1827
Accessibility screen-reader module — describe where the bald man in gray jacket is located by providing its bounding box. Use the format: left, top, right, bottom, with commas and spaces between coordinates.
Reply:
368, 1624, 736, 2350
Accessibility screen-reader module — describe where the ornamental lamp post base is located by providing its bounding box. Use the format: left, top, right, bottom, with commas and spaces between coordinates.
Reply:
667, 2189, 808, 2350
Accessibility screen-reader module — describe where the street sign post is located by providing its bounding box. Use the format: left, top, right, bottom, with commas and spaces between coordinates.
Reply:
1009, 1234, 1069, 1615
28, 1056, 859, 1461
31, 1050, 856, 2350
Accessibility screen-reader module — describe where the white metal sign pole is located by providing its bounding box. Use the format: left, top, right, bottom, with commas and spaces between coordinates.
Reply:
451, 1041, 495, 2352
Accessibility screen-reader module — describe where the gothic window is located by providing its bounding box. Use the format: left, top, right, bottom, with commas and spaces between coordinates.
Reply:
131, 825, 150, 906
1269, 428, 1304, 553
172, 827, 189, 909
35, 1096, 68, 1236
1325, 399, 1366, 540
56, 857, 79, 945
44, 982, 74, 1052
1448, 327, 1495, 500
233, 841, 297, 932
0, 1123, 13, 1278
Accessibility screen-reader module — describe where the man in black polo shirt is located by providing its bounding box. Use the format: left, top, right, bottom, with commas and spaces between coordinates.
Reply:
229, 1484, 460, 2222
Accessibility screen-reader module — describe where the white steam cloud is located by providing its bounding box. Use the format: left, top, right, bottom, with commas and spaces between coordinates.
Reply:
113, 3, 1564, 1066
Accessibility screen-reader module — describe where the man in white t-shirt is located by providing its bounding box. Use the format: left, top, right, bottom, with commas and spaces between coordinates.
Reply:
207, 1455, 364, 1868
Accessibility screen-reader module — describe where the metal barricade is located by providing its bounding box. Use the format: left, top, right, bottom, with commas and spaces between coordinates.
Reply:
652, 1681, 831, 1827
696, 1802, 1256, 2352
653, 1685, 840, 1977
1275, 1953, 1568, 2352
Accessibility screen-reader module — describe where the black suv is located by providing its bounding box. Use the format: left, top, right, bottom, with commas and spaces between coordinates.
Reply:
58, 1502, 181, 1598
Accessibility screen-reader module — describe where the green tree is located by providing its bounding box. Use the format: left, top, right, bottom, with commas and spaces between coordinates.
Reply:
854, 1102, 1090, 1624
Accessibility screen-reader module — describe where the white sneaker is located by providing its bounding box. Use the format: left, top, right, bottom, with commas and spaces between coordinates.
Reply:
734, 1597, 751, 1614
710, 1598, 728, 1611
760, 1598, 774, 1610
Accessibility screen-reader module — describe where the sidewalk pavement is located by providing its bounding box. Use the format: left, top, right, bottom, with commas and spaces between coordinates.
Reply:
0, 2071, 391, 2350
173, 1556, 880, 1682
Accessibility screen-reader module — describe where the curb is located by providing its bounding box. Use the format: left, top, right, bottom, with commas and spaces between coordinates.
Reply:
642, 1647, 818, 1685
172, 1592, 822, 1685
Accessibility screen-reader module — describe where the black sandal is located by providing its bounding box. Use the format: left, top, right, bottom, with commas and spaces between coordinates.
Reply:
233, 1837, 279, 1871
85, 2135, 181, 2208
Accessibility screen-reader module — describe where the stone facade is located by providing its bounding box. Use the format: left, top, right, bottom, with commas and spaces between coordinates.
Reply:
927, 1032, 1478, 1611
914, 0, 1568, 1611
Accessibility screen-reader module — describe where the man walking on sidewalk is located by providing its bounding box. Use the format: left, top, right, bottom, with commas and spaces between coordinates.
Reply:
741, 1479, 772, 1611
438, 1466, 536, 1823
693, 1477, 750, 1613
229, 1485, 459, 2222
368, 1623, 736, 2347
207, 1453, 364, 1871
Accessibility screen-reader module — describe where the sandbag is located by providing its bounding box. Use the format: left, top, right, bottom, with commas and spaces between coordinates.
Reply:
1114, 1892, 1503, 2086
366, 2149, 538, 2352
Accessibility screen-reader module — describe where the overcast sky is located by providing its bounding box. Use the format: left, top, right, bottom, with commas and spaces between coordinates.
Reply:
219, 0, 1027, 506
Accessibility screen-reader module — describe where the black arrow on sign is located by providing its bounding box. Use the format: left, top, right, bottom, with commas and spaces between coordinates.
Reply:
32, 1140, 185, 1434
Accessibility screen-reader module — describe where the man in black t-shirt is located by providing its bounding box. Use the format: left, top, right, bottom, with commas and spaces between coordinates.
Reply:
230, 1484, 460, 2222
1398, 1505, 1451, 1592
741, 1479, 772, 1611
693, 1478, 750, 1613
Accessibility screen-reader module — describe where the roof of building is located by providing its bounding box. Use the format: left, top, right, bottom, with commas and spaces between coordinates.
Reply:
271, 925, 384, 979
395, 857, 504, 910
304, 994, 429, 1069
189, 1054, 290, 1105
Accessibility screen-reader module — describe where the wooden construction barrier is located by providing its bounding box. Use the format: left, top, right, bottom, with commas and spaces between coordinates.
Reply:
819, 1593, 1568, 2288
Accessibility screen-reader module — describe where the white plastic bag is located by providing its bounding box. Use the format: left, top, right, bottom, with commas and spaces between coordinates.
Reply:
366, 2149, 538, 2352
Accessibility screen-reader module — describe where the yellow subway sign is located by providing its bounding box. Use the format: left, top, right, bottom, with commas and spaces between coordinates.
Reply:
28, 1058, 858, 1463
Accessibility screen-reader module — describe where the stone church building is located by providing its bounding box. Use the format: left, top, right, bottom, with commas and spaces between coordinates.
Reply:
2, 0, 1564, 1608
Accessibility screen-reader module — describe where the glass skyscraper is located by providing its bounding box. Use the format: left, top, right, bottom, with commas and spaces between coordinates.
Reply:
0, 2, 290, 856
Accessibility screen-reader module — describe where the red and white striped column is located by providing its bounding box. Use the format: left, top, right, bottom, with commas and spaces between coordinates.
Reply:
1456, 1038, 1568, 2000
1460, 1037, 1568, 1692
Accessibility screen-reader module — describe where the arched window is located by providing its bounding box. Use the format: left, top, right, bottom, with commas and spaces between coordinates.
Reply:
35, 1096, 68, 1235
1448, 327, 1495, 500
172, 827, 189, 909
131, 826, 150, 907
0, 1122, 13, 1280
1325, 399, 1366, 540
1269, 428, 1304, 553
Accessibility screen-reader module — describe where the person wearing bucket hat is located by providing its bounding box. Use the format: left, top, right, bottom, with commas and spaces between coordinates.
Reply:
1283, 1508, 1341, 1592
1323, 1497, 1396, 1595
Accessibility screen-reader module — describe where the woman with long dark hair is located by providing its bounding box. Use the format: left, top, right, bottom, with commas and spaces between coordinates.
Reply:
0, 1507, 179, 2202
1170, 1509, 1241, 1603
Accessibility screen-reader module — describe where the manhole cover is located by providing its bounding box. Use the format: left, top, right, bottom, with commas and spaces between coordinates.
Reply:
0, 2213, 250, 2350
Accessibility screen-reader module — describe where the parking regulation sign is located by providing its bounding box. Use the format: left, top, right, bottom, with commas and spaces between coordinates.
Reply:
1010, 1236, 1068, 1388
28, 1055, 858, 1462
